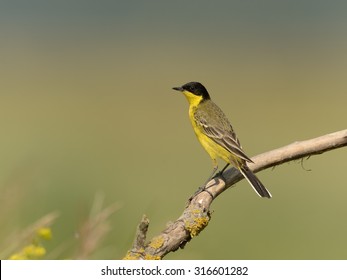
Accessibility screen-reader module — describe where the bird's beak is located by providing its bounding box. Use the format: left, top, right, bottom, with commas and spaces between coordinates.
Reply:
172, 86, 183, 92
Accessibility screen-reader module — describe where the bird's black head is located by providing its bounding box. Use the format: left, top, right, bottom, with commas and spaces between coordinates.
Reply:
172, 82, 211, 100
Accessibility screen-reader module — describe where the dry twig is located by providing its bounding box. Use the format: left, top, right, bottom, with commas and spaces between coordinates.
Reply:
124, 129, 347, 260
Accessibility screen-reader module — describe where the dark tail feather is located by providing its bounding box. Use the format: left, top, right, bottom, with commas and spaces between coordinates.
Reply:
239, 165, 272, 198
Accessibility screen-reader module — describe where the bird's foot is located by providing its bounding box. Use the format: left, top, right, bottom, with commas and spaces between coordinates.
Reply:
187, 182, 215, 203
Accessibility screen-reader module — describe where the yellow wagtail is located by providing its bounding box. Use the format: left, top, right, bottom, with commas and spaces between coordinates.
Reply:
173, 81, 271, 198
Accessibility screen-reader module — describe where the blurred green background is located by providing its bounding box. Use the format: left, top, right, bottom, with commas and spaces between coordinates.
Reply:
1, 0, 347, 259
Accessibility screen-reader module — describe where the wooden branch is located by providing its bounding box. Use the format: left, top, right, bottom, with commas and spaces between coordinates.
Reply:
123, 129, 347, 260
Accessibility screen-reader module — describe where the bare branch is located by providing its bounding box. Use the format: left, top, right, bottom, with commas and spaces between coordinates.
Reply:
124, 129, 347, 259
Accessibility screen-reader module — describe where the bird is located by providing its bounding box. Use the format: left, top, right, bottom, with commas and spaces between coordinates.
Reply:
172, 81, 271, 198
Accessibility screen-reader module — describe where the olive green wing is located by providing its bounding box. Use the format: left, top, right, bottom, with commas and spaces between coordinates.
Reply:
194, 107, 253, 163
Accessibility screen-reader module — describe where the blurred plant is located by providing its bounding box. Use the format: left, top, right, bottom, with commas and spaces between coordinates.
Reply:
2, 212, 58, 260
1, 193, 121, 259
74, 193, 121, 259
9, 227, 53, 260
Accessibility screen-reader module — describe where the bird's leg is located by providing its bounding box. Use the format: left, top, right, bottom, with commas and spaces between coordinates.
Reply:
208, 162, 230, 184
204, 159, 219, 186
205, 163, 230, 183
204, 163, 229, 190
190, 160, 218, 200
217, 163, 230, 178
195, 163, 229, 197
205, 164, 219, 184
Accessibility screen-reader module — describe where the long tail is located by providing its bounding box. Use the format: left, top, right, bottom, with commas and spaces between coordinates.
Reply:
239, 165, 272, 198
